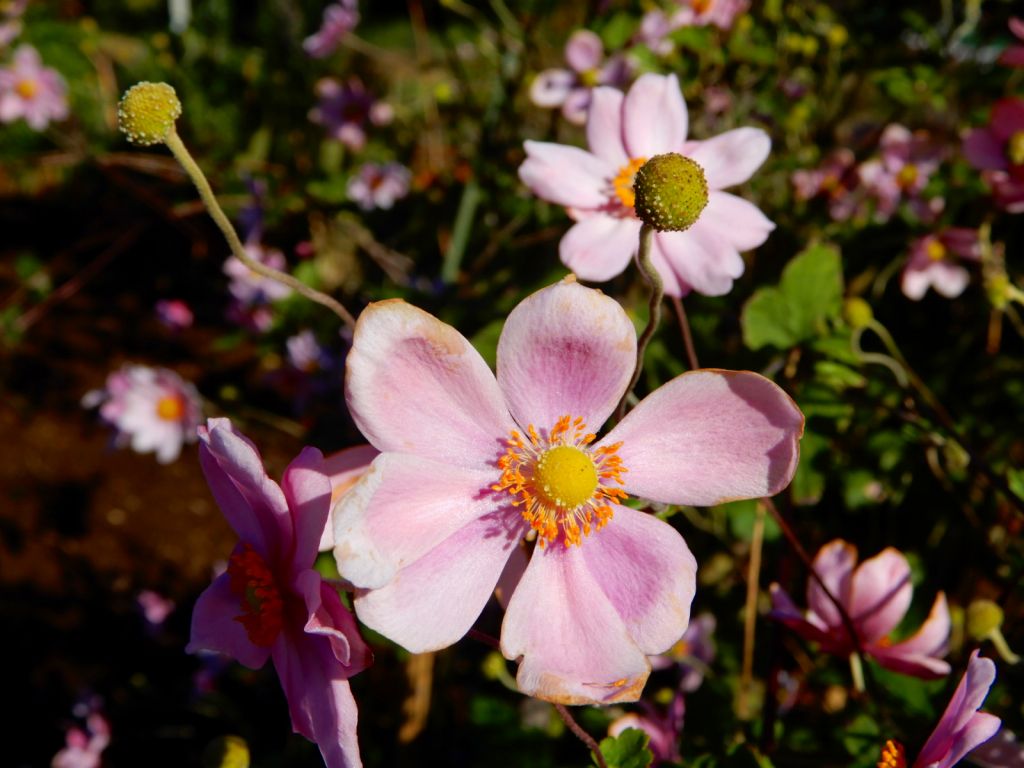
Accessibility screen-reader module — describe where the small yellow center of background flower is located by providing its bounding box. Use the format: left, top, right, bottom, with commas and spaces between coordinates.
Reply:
1009, 131, 1024, 166
15, 79, 38, 99
155, 394, 185, 421
227, 544, 284, 647
896, 163, 918, 188
925, 239, 946, 261
493, 415, 628, 548
613, 157, 647, 210
876, 739, 906, 768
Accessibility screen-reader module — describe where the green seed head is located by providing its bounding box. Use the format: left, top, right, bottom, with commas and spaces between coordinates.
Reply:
966, 599, 1003, 641
118, 82, 182, 146
843, 297, 874, 330
632, 153, 709, 232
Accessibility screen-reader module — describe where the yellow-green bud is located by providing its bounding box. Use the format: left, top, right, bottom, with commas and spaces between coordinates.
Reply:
118, 81, 182, 146
1008, 131, 1024, 166
843, 297, 874, 330
632, 153, 708, 232
966, 599, 1004, 641
202, 735, 250, 768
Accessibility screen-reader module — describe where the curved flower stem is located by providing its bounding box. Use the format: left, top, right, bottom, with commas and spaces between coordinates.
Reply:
851, 327, 909, 387
671, 295, 701, 370
615, 225, 660, 422
554, 704, 608, 768
163, 128, 357, 330
849, 653, 866, 694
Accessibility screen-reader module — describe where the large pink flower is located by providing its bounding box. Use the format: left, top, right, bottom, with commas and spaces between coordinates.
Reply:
188, 418, 371, 768
519, 73, 775, 297
770, 539, 951, 679
334, 278, 803, 704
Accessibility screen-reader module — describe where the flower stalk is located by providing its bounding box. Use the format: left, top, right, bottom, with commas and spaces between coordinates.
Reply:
616, 224, 660, 421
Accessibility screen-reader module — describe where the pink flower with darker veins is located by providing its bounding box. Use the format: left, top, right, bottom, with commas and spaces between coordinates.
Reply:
902, 228, 980, 301
347, 161, 411, 211
529, 30, 630, 125
188, 418, 371, 768
333, 277, 803, 704
963, 98, 1024, 213
519, 73, 775, 297
0, 44, 69, 130
859, 124, 945, 223
770, 539, 951, 679
309, 77, 392, 152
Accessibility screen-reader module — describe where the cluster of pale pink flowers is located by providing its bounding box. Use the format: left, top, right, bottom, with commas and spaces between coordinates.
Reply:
0, 43, 68, 130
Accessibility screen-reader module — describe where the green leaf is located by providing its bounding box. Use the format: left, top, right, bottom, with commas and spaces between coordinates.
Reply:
741, 286, 798, 350
594, 728, 653, 768
791, 431, 828, 506
725, 499, 780, 542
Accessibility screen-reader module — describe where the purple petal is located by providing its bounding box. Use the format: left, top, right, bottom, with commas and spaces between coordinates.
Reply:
187, 572, 271, 670
565, 29, 603, 72
963, 129, 1007, 171
529, 69, 574, 108
282, 447, 332, 576
849, 547, 912, 643
298, 571, 372, 674
806, 540, 856, 631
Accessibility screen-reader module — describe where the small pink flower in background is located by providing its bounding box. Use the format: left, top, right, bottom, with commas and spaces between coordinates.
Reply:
319, 444, 379, 551
304, 0, 359, 59
223, 243, 291, 331
998, 18, 1024, 68
859, 124, 945, 222
52, 702, 110, 768
901, 228, 980, 301
334, 278, 803, 704
672, 0, 750, 31
310, 77, 393, 152
155, 298, 194, 330
770, 539, 951, 679
792, 149, 864, 221
137, 589, 175, 627
0, 44, 69, 130
609, 692, 685, 765
529, 29, 630, 126
969, 727, 1024, 768
876, 650, 1000, 768
963, 98, 1024, 213
634, 11, 675, 57
347, 162, 411, 211
650, 612, 716, 692
286, 329, 330, 373
0, 1, 25, 47
519, 73, 775, 297
188, 418, 371, 768
82, 364, 202, 464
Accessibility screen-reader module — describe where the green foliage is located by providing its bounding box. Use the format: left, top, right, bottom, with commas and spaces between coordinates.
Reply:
595, 728, 653, 768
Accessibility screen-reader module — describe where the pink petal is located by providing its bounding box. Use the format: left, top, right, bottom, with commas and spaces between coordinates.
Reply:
345, 300, 514, 470
282, 447, 333, 576
519, 140, 615, 209
848, 547, 912, 643
298, 571, 372, 674
963, 129, 1007, 171
494, 542, 529, 609
501, 542, 651, 705
320, 444, 380, 551
769, 583, 835, 646
929, 262, 971, 298
901, 264, 933, 301
496, 278, 636, 431
1000, 47, 1024, 67
935, 713, 1004, 768
332, 453, 503, 590
187, 571, 270, 670
580, 504, 697, 653
653, 225, 745, 297
991, 98, 1024, 142
354, 511, 524, 652
603, 370, 802, 506
559, 214, 641, 282
561, 88, 592, 125
273, 632, 363, 768
700, 191, 775, 251
622, 73, 688, 157
871, 593, 951, 679
565, 29, 603, 72
198, 418, 292, 563
941, 228, 981, 260
530, 68, 574, 108
587, 86, 628, 165
806, 540, 856, 631
687, 128, 771, 189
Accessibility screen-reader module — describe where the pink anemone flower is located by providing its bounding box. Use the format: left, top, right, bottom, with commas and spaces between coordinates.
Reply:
963, 98, 1024, 213
770, 539, 951, 679
901, 228, 980, 301
188, 418, 371, 768
671, 0, 750, 31
333, 277, 803, 704
303, 0, 359, 59
877, 650, 1001, 768
319, 444, 379, 551
0, 44, 68, 130
859, 124, 945, 223
519, 73, 775, 298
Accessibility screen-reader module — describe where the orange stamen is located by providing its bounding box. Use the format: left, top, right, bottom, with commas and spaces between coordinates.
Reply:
612, 157, 647, 211
155, 393, 185, 421
877, 739, 906, 768
227, 544, 284, 647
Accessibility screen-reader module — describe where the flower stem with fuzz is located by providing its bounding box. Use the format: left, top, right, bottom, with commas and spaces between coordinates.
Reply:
615, 225, 660, 422
554, 704, 608, 768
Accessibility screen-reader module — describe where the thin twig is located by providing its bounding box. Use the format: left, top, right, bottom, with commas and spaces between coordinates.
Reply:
554, 704, 608, 768
738, 501, 766, 719
671, 295, 700, 370
467, 628, 500, 650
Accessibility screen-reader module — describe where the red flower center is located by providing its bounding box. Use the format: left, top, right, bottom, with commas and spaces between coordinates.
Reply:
227, 544, 284, 647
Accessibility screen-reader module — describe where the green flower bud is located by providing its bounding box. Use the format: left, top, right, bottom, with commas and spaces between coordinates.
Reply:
843, 297, 874, 330
202, 735, 250, 768
632, 153, 709, 232
966, 599, 1003, 641
118, 82, 182, 146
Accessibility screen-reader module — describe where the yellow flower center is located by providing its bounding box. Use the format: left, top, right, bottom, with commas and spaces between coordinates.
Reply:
493, 415, 628, 548
15, 79, 38, 100
579, 68, 601, 88
925, 238, 946, 261
896, 163, 918, 189
155, 394, 185, 421
612, 157, 647, 211
1009, 131, 1024, 166
692, 0, 713, 14
877, 739, 906, 768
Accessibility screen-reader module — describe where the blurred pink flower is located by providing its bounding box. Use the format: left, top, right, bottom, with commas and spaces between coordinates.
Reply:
859, 124, 945, 222
649, 611, 715, 691
519, 73, 775, 297
0, 44, 68, 130
877, 650, 1000, 768
155, 298, 194, 330
334, 278, 803, 704
137, 589, 175, 626
792, 149, 864, 221
901, 228, 980, 301
529, 29, 630, 125
672, 0, 749, 30
634, 11, 675, 57
83, 364, 202, 464
224, 243, 292, 305
963, 98, 1024, 213
188, 418, 371, 768
310, 77, 392, 151
304, 1, 359, 59
998, 18, 1024, 68
770, 539, 951, 679
52, 705, 109, 768
347, 161, 411, 210
609, 692, 685, 765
